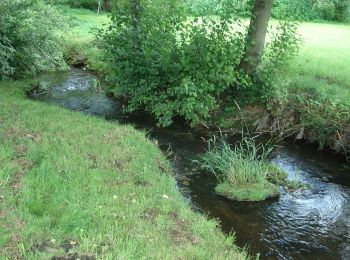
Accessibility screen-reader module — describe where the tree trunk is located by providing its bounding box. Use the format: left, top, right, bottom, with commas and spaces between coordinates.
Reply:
103, 0, 110, 11
240, 0, 274, 75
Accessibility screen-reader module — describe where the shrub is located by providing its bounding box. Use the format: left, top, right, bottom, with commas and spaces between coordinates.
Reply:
183, 0, 223, 16
100, 0, 301, 126
183, 0, 252, 17
45, 0, 99, 10
0, 0, 67, 79
273, 0, 350, 22
257, 20, 302, 105
99, 0, 247, 126
66, 0, 98, 10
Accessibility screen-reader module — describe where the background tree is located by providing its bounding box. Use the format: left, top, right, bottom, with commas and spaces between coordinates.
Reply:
240, 0, 274, 75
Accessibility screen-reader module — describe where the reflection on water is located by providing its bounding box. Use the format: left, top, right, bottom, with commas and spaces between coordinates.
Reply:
33, 68, 350, 259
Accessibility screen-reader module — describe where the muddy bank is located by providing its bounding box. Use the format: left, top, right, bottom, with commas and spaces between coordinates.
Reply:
223, 103, 350, 156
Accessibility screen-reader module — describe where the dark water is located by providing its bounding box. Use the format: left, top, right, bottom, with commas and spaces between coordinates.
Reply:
32, 69, 350, 259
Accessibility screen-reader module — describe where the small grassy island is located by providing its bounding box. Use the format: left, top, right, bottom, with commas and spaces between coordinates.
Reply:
201, 137, 295, 202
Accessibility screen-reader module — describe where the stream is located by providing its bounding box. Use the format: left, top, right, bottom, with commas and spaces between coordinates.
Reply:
32, 68, 350, 259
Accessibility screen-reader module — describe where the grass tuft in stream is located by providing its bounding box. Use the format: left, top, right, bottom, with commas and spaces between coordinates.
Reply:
201, 136, 287, 201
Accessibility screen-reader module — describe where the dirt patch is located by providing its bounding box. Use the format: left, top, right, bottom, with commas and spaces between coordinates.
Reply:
3, 219, 26, 259
52, 253, 96, 260
108, 155, 135, 172
31, 239, 56, 253
60, 240, 79, 253
9, 158, 33, 191
134, 180, 149, 186
15, 144, 27, 157
108, 159, 125, 170
3, 127, 40, 143
168, 211, 196, 245
87, 154, 98, 169
156, 157, 171, 175
142, 208, 161, 223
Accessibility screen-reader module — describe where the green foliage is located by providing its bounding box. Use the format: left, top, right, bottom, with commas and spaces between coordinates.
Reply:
274, 0, 350, 22
184, 0, 223, 16
0, 0, 67, 79
100, 0, 301, 126
299, 97, 350, 149
187, 0, 350, 22
201, 136, 275, 185
66, 0, 98, 10
100, 0, 247, 126
183, 0, 252, 17
45, 0, 99, 10
200, 136, 285, 201
257, 20, 302, 105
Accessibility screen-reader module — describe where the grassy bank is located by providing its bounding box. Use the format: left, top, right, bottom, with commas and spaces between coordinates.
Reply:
0, 81, 247, 259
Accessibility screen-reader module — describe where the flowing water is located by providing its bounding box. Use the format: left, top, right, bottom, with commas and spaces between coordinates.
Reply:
32, 69, 350, 259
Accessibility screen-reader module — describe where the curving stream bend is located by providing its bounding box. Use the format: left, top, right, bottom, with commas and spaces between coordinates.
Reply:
32, 69, 350, 259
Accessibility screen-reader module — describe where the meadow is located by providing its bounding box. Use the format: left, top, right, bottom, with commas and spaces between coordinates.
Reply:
291, 22, 350, 103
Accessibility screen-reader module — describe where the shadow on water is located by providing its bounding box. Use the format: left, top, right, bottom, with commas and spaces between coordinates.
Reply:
32, 69, 350, 259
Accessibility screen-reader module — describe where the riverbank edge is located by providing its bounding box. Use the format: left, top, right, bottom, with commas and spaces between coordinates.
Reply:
0, 81, 247, 259
213, 96, 350, 159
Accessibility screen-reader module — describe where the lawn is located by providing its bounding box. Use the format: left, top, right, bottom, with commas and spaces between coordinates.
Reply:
0, 81, 246, 259
63, 7, 109, 41
289, 22, 350, 103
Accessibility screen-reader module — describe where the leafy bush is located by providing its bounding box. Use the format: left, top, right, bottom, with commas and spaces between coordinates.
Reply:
100, 0, 247, 126
257, 20, 302, 105
273, 0, 350, 22
184, 0, 223, 16
45, 0, 99, 10
300, 98, 350, 149
66, 0, 98, 10
0, 0, 67, 79
183, 0, 252, 17
100, 0, 301, 126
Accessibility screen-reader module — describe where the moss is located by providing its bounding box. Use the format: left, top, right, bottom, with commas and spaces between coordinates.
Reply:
215, 182, 280, 202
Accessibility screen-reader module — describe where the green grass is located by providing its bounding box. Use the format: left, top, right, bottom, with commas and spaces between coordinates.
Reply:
63, 7, 109, 41
201, 137, 285, 201
61, 7, 109, 72
215, 182, 279, 202
289, 22, 350, 102
200, 137, 305, 201
0, 81, 247, 259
